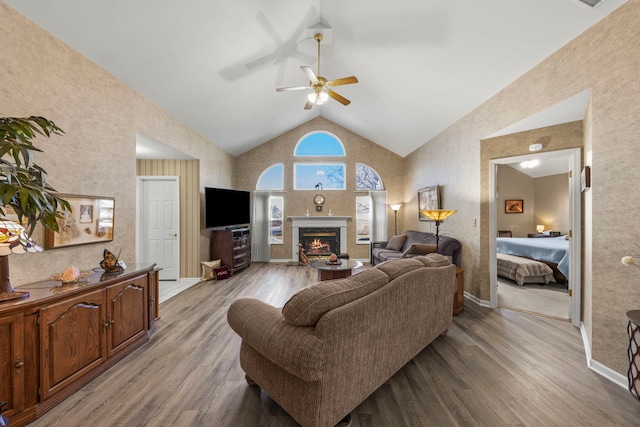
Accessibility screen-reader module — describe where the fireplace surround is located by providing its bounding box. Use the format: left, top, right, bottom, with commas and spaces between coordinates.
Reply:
288, 216, 350, 261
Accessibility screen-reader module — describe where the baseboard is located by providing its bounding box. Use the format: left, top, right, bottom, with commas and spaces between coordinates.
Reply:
269, 259, 291, 263
580, 322, 628, 390
464, 291, 491, 308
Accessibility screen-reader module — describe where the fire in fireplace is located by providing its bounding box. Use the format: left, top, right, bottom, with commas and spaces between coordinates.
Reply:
300, 228, 340, 257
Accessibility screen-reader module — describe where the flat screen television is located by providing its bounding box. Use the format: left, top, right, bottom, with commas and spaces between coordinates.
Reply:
205, 187, 251, 228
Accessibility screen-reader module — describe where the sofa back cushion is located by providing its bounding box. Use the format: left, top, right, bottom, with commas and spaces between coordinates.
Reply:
282, 268, 390, 326
415, 253, 451, 267
374, 257, 425, 280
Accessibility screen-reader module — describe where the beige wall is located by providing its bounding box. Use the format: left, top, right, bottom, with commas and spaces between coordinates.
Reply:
235, 117, 404, 261
534, 174, 569, 234
404, 1, 640, 376
0, 5, 234, 285
496, 166, 569, 237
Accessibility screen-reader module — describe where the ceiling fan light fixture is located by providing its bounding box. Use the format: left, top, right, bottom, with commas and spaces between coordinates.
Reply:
307, 90, 328, 105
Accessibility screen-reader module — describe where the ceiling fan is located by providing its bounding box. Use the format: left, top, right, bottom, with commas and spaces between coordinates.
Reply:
276, 33, 358, 110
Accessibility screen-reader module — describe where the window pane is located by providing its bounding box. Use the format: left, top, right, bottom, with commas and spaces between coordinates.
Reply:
294, 132, 345, 156
269, 196, 283, 244
294, 163, 345, 190
257, 163, 284, 190
356, 195, 371, 244
356, 163, 384, 190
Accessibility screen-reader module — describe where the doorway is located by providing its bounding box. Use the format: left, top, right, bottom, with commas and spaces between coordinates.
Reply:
136, 176, 180, 281
489, 148, 582, 327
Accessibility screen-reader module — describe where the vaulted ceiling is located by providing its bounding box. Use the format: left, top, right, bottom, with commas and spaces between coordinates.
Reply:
4, 0, 626, 157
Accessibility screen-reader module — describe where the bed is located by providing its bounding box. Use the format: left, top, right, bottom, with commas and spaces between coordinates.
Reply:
496, 236, 570, 282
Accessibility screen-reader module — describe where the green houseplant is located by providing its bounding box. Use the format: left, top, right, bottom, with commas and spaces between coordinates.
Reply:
0, 116, 71, 300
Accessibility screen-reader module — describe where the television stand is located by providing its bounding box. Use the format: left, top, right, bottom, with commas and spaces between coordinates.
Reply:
210, 228, 251, 274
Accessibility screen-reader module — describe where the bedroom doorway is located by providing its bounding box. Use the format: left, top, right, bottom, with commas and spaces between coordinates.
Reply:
489, 148, 582, 327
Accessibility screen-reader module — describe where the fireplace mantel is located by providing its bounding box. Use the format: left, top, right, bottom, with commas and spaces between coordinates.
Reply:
288, 216, 351, 260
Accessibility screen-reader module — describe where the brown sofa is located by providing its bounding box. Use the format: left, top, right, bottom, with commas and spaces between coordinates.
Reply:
371, 230, 462, 267
227, 254, 457, 427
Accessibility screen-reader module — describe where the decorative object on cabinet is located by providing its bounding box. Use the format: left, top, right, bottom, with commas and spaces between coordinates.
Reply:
390, 203, 402, 235
505, 199, 524, 213
0, 219, 42, 301
50, 266, 93, 284
626, 310, 640, 402
581, 166, 591, 192
44, 195, 114, 249
418, 210, 457, 253
418, 186, 439, 221
99, 249, 124, 273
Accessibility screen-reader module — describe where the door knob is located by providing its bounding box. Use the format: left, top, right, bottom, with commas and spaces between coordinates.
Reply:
171, 233, 177, 237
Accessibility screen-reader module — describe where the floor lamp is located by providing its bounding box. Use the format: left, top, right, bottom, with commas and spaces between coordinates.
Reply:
390, 204, 402, 235
418, 209, 457, 253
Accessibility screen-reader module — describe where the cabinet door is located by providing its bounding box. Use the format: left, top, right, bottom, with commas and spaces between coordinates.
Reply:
40, 289, 107, 400
0, 313, 24, 417
106, 275, 148, 357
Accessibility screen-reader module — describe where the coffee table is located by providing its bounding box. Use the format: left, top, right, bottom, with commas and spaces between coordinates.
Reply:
308, 259, 363, 281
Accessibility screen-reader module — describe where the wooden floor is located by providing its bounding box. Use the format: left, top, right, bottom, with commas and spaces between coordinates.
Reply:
27, 263, 640, 427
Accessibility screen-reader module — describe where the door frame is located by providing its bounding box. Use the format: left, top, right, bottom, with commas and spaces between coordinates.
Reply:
489, 148, 582, 327
136, 176, 180, 279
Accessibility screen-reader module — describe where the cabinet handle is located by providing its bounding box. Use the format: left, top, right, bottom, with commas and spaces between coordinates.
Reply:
15, 356, 24, 373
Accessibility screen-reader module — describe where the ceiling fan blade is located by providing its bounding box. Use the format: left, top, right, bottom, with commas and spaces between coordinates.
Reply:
304, 99, 314, 110
328, 90, 351, 106
246, 52, 279, 70
327, 76, 358, 87
276, 85, 310, 92
301, 66, 318, 83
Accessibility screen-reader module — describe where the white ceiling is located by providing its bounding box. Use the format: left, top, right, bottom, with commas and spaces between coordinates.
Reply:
3, 0, 626, 158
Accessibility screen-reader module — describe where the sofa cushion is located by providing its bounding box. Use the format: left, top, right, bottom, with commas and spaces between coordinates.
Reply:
282, 268, 390, 326
386, 234, 407, 251
374, 257, 425, 280
415, 253, 451, 267
401, 244, 437, 258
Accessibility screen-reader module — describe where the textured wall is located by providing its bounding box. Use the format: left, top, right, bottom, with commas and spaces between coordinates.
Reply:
534, 174, 569, 234
405, 1, 640, 375
0, 5, 233, 285
497, 165, 535, 237
235, 117, 404, 261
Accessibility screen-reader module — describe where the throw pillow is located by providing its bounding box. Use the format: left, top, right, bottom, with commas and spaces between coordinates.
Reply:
201, 259, 222, 281
401, 243, 437, 258
386, 234, 407, 251
415, 253, 451, 267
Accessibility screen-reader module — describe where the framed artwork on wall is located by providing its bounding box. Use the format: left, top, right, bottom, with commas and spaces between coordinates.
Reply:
505, 199, 524, 214
44, 195, 115, 249
418, 186, 440, 221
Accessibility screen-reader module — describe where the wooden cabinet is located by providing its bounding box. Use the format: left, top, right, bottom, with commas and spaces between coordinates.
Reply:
0, 264, 158, 427
453, 267, 464, 315
0, 313, 24, 420
210, 228, 251, 274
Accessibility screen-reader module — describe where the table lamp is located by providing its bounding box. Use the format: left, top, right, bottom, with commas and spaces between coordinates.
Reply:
418, 209, 457, 253
537, 224, 545, 234
0, 219, 42, 301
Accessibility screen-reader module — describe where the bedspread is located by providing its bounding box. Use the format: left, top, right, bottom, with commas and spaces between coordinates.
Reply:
496, 236, 569, 280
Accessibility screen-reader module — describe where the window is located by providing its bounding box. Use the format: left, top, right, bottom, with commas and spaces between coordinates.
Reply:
294, 131, 345, 156
294, 163, 345, 190
256, 163, 283, 190
269, 196, 283, 244
356, 163, 383, 190
356, 195, 371, 244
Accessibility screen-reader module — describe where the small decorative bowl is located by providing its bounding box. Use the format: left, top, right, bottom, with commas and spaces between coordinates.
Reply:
50, 270, 94, 284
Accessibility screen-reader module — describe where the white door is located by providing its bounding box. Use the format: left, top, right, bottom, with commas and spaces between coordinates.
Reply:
138, 177, 180, 280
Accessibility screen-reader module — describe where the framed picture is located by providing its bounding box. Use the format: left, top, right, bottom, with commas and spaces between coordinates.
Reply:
44, 195, 115, 249
505, 199, 524, 214
418, 185, 440, 221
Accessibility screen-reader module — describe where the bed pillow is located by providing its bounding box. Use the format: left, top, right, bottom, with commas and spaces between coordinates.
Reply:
386, 234, 407, 251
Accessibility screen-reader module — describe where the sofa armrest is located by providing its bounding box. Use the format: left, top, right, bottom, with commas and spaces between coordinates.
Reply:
401, 243, 437, 258
227, 297, 324, 381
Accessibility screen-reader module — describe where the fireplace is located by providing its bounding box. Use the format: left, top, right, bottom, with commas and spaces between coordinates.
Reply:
288, 216, 350, 261
300, 228, 340, 257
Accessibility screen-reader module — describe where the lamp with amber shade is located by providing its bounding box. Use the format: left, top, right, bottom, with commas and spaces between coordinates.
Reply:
418, 209, 457, 253
0, 219, 42, 301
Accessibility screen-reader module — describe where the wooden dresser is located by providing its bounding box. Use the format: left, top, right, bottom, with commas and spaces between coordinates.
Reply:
0, 264, 159, 427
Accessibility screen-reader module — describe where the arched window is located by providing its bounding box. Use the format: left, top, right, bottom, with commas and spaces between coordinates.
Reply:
256, 163, 283, 190
355, 163, 384, 190
294, 131, 345, 156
